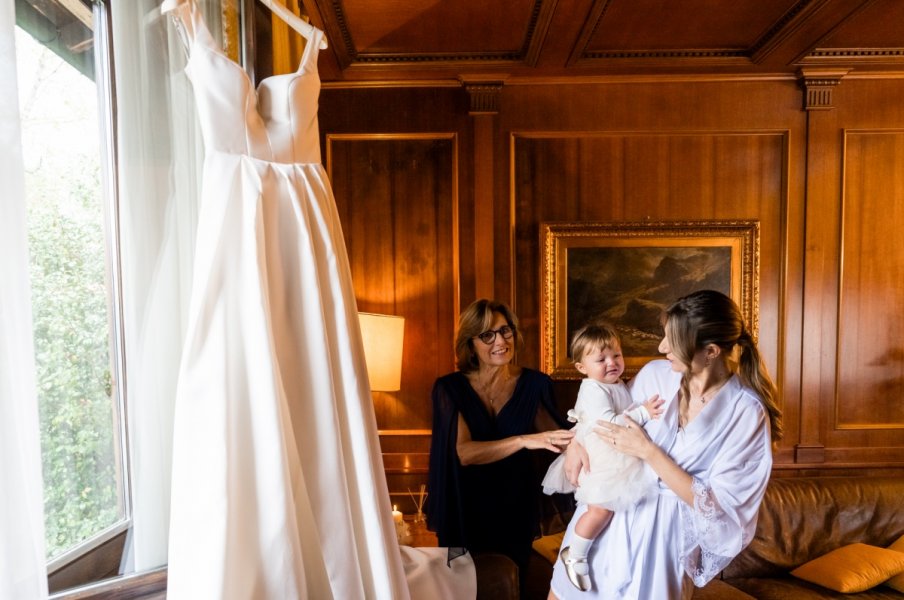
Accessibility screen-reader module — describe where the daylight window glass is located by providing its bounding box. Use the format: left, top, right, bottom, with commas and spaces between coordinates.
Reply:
15, 13, 126, 562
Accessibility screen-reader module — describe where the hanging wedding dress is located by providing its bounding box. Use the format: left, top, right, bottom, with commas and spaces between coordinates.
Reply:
161, 1, 409, 597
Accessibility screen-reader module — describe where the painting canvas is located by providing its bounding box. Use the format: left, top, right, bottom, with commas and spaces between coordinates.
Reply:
541, 221, 759, 379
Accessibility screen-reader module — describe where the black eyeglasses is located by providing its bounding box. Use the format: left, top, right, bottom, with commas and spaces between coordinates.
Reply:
474, 325, 515, 345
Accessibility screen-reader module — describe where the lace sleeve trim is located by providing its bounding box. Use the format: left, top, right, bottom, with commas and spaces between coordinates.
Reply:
679, 477, 735, 586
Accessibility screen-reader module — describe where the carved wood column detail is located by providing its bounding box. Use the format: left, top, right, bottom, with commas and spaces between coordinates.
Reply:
460, 78, 505, 297
798, 68, 850, 110
462, 81, 504, 115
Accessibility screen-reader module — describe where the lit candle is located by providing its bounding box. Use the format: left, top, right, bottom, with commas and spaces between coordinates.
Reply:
392, 504, 403, 523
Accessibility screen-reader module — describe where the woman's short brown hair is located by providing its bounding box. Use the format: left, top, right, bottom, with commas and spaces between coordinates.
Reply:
455, 299, 521, 373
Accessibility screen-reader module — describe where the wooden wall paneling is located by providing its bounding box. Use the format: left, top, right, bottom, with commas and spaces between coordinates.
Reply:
834, 130, 904, 453
327, 133, 459, 427
461, 80, 504, 301
494, 90, 515, 304
790, 66, 904, 468
317, 76, 904, 475
797, 107, 841, 464
457, 123, 478, 306
378, 430, 433, 514
510, 131, 787, 384
499, 81, 804, 134
775, 128, 805, 466
317, 87, 476, 501
473, 114, 496, 299
623, 135, 671, 212
326, 134, 459, 501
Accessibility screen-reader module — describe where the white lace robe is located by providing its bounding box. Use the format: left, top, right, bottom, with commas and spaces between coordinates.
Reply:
550, 360, 773, 599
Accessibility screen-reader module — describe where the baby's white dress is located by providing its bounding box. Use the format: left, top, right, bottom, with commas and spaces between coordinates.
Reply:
543, 378, 655, 510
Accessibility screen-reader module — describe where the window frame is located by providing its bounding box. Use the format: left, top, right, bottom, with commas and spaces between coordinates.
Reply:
26, 0, 134, 581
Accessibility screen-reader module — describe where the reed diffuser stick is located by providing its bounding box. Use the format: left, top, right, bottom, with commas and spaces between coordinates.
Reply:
408, 484, 427, 514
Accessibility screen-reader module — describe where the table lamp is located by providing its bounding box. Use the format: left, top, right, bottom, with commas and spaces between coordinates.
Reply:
358, 312, 405, 392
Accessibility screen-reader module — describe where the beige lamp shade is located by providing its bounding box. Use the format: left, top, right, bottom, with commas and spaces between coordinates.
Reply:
358, 312, 405, 392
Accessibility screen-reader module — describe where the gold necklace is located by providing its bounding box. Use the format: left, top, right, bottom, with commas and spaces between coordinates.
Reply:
691, 375, 730, 404
472, 369, 515, 408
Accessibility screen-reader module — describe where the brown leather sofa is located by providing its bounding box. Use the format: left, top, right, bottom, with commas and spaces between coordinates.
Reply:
718, 476, 904, 599
523, 475, 904, 599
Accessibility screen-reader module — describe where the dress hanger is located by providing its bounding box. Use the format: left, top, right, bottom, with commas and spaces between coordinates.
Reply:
257, 0, 328, 49
162, 0, 328, 54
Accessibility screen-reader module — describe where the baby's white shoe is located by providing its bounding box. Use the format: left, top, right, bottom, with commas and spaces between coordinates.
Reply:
560, 546, 591, 591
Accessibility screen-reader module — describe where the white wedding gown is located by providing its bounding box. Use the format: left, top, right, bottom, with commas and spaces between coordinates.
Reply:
162, 1, 409, 597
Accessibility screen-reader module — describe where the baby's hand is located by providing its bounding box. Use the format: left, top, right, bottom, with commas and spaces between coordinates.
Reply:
642, 394, 665, 419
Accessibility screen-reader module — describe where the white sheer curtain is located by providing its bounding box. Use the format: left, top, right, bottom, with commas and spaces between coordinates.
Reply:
112, 0, 204, 573
0, 2, 49, 598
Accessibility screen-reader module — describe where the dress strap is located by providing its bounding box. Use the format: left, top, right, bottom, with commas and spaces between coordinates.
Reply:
162, 0, 221, 59
258, 0, 328, 50
297, 27, 325, 72
162, 0, 197, 56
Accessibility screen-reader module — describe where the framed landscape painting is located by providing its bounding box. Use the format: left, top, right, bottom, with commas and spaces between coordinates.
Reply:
541, 220, 759, 380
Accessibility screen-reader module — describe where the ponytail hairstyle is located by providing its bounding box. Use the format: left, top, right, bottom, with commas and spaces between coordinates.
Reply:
664, 290, 783, 441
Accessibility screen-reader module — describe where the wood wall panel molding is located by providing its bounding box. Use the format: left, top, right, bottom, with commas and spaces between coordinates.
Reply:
381, 453, 429, 473
287, 0, 904, 83
748, 0, 830, 64
315, 78, 904, 480
377, 429, 433, 436
472, 117, 496, 298
798, 106, 842, 463
458, 80, 503, 297
835, 129, 904, 434
794, 444, 826, 463
509, 130, 786, 396
462, 81, 505, 115
798, 67, 850, 109
326, 133, 459, 432
777, 128, 806, 465
313, 0, 555, 68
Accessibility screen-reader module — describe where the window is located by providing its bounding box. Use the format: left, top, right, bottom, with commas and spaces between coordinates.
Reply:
15, 0, 128, 571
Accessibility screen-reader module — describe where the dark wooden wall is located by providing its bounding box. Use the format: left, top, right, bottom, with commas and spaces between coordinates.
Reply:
319, 76, 904, 513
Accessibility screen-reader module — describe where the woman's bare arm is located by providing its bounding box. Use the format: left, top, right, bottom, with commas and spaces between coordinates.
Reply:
456, 414, 573, 465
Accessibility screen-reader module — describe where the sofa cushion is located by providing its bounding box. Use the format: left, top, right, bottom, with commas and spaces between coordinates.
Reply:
789, 543, 904, 593
728, 575, 904, 599
723, 476, 904, 579
886, 534, 904, 593
532, 531, 565, 565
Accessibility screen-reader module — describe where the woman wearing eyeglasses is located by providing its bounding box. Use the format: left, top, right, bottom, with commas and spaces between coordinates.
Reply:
426, 298, 574, 589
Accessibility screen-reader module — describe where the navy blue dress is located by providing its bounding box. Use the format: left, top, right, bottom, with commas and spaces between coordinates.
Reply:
425, 368, 568, 573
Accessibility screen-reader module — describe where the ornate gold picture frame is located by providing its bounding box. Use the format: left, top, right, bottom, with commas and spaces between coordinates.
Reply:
541, 220, 759, 380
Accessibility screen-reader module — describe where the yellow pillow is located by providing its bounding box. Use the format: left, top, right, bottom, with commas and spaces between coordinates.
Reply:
790, 542, 904, 593
885, 533, 904, 593
532, 531, 565, 564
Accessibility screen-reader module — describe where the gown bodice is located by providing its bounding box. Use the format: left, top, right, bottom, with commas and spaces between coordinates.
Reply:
167, 0, 323, 164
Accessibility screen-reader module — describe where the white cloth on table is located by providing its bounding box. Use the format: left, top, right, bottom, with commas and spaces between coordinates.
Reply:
401, 546, 476, 599
550, 360, 774, 599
